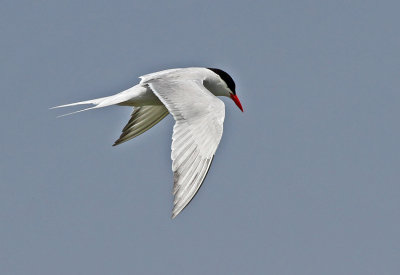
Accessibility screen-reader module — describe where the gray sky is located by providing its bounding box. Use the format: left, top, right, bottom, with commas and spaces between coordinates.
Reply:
1, 0, 399, 274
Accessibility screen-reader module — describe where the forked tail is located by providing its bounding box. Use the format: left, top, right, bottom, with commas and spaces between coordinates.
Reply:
51, 88, 138, 117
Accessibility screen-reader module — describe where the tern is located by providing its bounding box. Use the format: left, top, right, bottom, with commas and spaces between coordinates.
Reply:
52, 67, 243, 218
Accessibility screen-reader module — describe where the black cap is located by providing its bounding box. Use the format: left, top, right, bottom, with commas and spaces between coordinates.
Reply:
207, 68, 236, 95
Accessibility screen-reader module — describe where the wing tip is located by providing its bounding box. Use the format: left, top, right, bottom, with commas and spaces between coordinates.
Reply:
171, 209, 182, 219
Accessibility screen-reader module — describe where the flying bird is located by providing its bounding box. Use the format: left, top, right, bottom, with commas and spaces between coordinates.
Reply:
52, 67, 243, 218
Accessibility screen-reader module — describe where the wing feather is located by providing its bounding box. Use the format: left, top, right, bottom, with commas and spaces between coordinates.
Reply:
113, 105, 169, 146
143, 78, 225, 218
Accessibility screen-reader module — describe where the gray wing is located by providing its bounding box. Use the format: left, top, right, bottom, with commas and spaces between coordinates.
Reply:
113, 105, 169, 146
143, 78, 225, 218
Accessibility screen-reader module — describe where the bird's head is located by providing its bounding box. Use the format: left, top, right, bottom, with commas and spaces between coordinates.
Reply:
207, 68, 243, 112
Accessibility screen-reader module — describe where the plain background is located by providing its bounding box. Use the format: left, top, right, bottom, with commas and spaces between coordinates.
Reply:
1, 0, 399, 274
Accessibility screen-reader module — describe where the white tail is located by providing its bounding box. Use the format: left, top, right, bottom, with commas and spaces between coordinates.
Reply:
50, 96, 117, 117
51, 86, 142, 117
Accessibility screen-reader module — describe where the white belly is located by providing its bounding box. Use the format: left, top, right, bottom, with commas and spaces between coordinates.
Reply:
117, 84, 163, 107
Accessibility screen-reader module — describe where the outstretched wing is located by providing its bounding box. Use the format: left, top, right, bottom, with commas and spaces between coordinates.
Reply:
113, 105, 169, 146
143, 78, 225, 218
